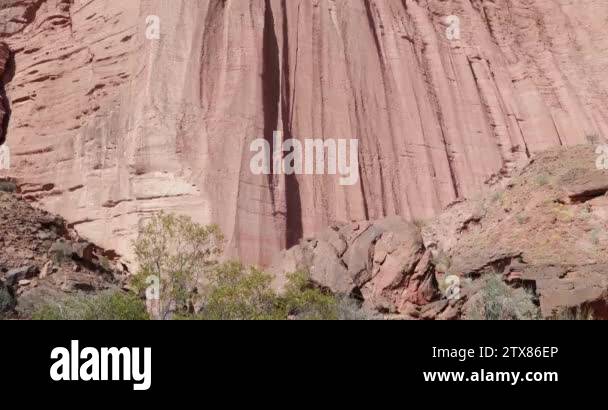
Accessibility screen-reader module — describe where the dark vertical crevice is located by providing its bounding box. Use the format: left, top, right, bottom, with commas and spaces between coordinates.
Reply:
358, 160, 370, 220
280, 0, 292, 134
0, 45, 15, 146
262, 0, 280, 185
279, 0, 303, 249
263, 0, 303, 249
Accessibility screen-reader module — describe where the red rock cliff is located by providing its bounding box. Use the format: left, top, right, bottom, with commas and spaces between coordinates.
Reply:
0, 0, 606, 265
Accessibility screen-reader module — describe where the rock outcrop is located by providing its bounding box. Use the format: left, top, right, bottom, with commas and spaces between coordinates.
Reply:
0, 1, 607, 266
423, 145, 608, 318
269, 217, 437, 314
272, 145, 608, 319
0, 181, 126, 318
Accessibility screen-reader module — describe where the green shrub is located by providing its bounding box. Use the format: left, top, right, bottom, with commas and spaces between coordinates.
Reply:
412, 218, 427, 229
335, 296, 378, 320
432, 249, 452, 273
551, 307, 594, 321
465, 275, 540, 320
0, 181, 16, 192
49, 239, 74, 263
278, 271, 339, 320
0, 286, 14, 318
536, 174, 549, 187
177, 265, 365, 321
132, 212, 224, 319
491, 192, 503, 204
131, 213, 371, 321
32, 290, 149, 320
585, 133, 602, 145
197, 262, 283, 320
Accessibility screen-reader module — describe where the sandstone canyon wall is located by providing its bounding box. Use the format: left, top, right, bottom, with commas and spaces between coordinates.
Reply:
0, 0, 607, 266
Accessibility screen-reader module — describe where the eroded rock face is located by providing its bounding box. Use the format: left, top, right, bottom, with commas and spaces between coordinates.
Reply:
0, 0, 607, 266
423, 145, 608, 318
269, 217, 438, 314
0, 187, 126, 318
271, 145, 608, 319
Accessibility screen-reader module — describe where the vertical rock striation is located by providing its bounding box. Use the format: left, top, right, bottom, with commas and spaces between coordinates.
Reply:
0, 0, 606, 265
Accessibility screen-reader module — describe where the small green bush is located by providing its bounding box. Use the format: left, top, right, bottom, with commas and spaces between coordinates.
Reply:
491, 192, 503, 204
465, 275, 540, 320
197, 262, 283, 320
335, 297, 378, 320
432, 249, 452, 273
278, 271, 339, 320
551, 307, 594, 321
49, 239, 74, 263
0, 286, 14, 318
536, 174, 549, 187
32, 290, 149, 320
585, 133, 602, 145
176, 264, 364, 321
0, 181, 16, 192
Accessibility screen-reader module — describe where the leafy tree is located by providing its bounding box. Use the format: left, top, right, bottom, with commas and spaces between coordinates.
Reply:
132, 212, 223, 319
131, 212, 370, 321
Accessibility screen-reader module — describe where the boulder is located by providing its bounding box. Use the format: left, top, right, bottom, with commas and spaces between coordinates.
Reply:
270, 217, 437, 313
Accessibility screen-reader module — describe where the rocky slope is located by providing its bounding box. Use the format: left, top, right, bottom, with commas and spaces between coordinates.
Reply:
271, 145, 608, 319
0, 180, 126, 318
2, 144, 607, 319
0, 0, 607, 265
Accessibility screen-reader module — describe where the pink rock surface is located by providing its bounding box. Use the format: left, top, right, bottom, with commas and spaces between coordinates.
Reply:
0, 0, 607, 265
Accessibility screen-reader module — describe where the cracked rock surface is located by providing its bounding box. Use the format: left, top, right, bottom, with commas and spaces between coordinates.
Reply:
0, 1, 606, 266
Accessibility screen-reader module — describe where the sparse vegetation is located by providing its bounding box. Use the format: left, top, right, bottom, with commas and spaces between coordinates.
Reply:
585, 133, 602, 145
131, 213, 369, 320
195, 262, 282, 320
516, 214, 529, 225
0, 180, 16, 192
32, 290, 149, 320
413, 218, 427, 229
0, 286, 14, 319
465, 275, 540, 320
432, 249, 452, 274
49, 239, 74, 263
551, 306, 595, 321
590, 228, 601, 246
336, 297, 377, 320
182, 266, 363, 321
279, 271, 340, 320
98, 255, 112, 271
552, 205, 575, 223
491, 191, 503, 204
535, 173, 550, 187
